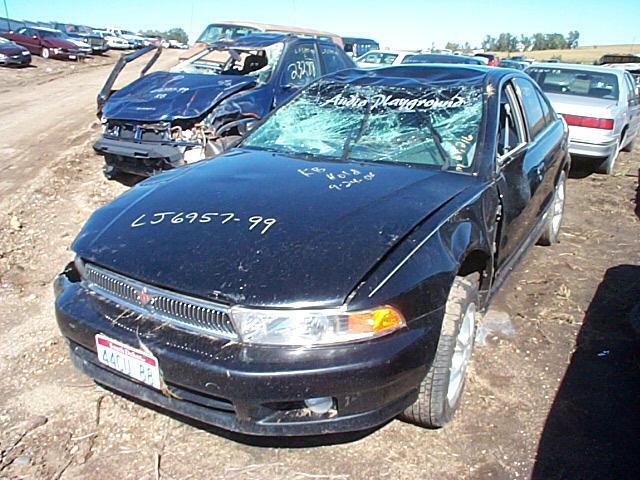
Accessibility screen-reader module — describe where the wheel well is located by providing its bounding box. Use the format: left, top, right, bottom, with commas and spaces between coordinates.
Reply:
458, 250, 490, 279
621, 124, 629, 142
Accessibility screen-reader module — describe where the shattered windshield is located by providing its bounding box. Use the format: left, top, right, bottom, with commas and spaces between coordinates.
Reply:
173, 43, 284, 84
244, 80, 484, 170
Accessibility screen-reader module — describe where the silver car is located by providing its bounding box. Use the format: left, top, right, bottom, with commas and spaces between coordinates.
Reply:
527, 63, 640, 174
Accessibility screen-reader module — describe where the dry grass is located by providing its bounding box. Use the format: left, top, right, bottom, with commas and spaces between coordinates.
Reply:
493, 43, 639, 64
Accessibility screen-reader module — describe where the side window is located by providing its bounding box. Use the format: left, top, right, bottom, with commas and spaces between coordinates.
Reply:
498, 83, 526, 157
537, 89, 555, 124
513, 78, 547, 139
283, 44, 320, 88
320, 45, 349, 74
624, 74, 638, 105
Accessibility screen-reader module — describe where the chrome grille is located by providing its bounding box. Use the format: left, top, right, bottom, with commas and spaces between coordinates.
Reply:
83, 263, 237, 339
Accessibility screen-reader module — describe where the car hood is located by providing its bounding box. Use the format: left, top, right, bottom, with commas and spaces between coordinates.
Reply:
42, 37, 79, 49
0, 43, 27, 55
101, 71, 256, 122
73, 149, 477, 307
545, 92, 619, 118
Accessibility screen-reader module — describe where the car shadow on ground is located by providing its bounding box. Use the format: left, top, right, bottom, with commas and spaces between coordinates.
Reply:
100, 384, 387, 448
532, 265, 640, 479
567, 155, 600, 179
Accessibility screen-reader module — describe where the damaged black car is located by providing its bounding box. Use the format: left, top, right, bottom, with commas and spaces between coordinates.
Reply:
94, 33, 354, 179
56, 65, 569, 436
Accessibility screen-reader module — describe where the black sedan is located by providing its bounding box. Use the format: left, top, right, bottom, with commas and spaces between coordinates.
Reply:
0, 36, 31, 67
55, 65, 570, 436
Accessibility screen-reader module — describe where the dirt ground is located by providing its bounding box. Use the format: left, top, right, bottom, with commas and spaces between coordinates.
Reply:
0, 50, 639, 480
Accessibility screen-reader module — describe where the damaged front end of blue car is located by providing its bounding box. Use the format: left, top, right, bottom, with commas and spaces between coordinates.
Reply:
93, 36, 285, 179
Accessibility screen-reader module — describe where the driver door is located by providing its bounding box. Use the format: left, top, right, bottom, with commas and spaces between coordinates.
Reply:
273, 42, 321, 108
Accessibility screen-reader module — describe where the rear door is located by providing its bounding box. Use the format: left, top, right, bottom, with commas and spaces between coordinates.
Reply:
318, 43, 354, 75
273, 41, 321, 108
623, 72, 640, 139
494, 77, 564, 273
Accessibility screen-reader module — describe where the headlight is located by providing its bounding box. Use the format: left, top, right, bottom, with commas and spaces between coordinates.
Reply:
0, 53, 6, 59
52, 48, 61, 54
230, 305, 405, 346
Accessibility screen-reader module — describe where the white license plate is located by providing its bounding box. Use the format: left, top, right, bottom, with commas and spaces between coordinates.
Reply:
69, 55, 76, 59
95, 334, 160, 389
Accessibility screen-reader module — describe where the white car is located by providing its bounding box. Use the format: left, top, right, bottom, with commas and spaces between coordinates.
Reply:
356, 49, 416, 68
527, 63, 640, 174
63, 37, 92, 56
95, 30, 130, 50
106, 28, 147, 48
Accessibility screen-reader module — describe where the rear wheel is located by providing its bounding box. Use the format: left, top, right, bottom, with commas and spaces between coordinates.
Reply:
621, 131, 637, 152
400, 273, 479, 428
538, 170, 566, 246
41, 48, 50, 59
595, 139, 620, 174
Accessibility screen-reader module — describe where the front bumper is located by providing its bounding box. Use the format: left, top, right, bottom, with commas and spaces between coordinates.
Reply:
0, 54, 31, 66
55, 273, 440, 436
568, 137, 618, 158
93, 136, 186, 177
52, 51, 83, 60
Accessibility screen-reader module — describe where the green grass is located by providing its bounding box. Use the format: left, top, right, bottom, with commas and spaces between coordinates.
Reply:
493, 44, 639, 64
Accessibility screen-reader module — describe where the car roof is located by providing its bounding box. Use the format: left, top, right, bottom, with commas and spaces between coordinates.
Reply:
322, 64, 506, 88
343, 37, 378, 43
32, 26, 60, 33
405, 53, 484, 64
361, 49, 414, 56
528, 62, 626, 77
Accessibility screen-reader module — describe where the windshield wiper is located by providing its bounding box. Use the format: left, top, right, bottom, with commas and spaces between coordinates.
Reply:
413, 110, 452, 170
341, 101, 372, 162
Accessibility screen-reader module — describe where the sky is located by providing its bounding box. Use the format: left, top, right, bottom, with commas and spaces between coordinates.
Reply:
4, 0, 639, 50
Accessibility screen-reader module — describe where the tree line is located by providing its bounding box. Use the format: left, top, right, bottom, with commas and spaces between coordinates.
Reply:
446, 31, 580, 53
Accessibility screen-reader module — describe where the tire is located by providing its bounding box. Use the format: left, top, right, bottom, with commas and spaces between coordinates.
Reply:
595, 139, 620, 175
400, 273, 479, 428
103, 164, 120, 180
41, 48, 50, 59
538, 170, 566, 246
621, 131, 637, 152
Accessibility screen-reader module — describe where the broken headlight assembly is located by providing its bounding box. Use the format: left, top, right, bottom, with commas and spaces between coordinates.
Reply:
230, 305, 406, 346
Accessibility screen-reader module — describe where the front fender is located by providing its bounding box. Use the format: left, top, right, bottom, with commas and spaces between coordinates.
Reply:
347, 185, 498, 324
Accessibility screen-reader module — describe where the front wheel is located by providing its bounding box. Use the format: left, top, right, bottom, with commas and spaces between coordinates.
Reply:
538, 170, 566, 246
400, 273, 479, 428
41, 47, 50, 59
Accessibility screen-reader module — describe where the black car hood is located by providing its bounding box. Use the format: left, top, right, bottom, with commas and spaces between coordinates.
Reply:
101, 71, 256, 122
73, 149, 476, 307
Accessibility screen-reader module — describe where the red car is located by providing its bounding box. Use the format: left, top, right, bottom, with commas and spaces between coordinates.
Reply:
2, 26, 82, 60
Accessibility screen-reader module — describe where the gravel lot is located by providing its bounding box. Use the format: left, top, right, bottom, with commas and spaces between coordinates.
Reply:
0, 50, 639, 480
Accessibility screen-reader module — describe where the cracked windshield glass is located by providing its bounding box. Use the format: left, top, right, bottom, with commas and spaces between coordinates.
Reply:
244, 80, 484, 170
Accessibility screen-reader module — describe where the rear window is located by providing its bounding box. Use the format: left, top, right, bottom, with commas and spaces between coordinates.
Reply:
527, 67, 619, 100
359, 52, 398, 65
197, 24, 259, 44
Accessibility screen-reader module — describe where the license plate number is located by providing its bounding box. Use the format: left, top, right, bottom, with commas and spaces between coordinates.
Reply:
95, 334, 160, 389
